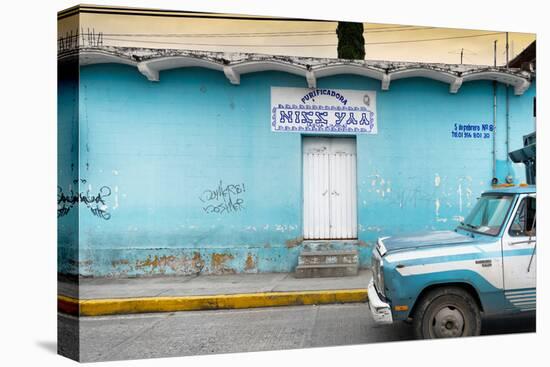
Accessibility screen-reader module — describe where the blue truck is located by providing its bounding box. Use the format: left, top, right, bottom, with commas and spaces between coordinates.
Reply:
368, 133, 536, 338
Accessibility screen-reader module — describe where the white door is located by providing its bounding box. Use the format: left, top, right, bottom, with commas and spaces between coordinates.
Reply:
303, 137, 357, 239
502, 194, 536, 311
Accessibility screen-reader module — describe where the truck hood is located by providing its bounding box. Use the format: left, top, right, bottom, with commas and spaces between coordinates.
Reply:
380, 230, 475, 255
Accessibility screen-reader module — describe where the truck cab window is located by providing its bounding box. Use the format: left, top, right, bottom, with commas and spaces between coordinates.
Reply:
459, 195, 514, 236
509, 197, 536, 237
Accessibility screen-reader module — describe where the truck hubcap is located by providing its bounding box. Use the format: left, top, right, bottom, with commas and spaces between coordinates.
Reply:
431, 306, 464, 338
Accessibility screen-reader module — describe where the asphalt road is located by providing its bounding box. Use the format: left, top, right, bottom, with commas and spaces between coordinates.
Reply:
58, 304, 536, 362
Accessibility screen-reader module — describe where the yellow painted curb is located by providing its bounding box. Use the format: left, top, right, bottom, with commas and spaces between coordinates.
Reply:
58, 289, 368, 316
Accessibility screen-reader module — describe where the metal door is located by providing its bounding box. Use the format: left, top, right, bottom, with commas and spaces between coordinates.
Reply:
303, 137, 357, 239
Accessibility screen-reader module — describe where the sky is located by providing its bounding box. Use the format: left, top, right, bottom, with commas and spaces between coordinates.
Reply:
58, 6, 536, 66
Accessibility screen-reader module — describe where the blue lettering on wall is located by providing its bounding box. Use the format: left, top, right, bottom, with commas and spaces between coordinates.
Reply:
272, 105, 376, 134
300, 88, 349, 106
315, 111, 328, 124
359, 112, 374, 126
346, 113, 358, 125
335, 112, 346, 125
301, 111, 314, 124
279, 110, 293, 123
451, 123, 493, 139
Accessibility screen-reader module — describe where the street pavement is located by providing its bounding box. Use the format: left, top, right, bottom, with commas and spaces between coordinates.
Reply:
59, 303, 536, 362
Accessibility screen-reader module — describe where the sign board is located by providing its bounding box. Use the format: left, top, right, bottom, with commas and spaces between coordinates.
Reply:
271, 87, 377, 134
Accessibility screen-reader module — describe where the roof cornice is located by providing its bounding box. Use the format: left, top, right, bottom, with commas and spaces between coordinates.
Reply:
62, 46, 533, 95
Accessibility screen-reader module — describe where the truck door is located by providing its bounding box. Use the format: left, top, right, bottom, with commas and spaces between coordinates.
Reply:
502, 193, 536, 311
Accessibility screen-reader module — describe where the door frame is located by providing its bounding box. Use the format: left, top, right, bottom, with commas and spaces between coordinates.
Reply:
301, 135, 358, 240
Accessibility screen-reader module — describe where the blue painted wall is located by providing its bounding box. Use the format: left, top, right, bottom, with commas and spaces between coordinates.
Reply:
58, 60, 80, 276
59, 63, 535, 276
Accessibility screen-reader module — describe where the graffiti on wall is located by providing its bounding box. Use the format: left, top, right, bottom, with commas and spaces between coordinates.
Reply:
199, 180, 245, 214
57, 179, 112, 220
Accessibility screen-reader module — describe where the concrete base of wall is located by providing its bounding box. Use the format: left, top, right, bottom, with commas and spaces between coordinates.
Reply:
59, 241, 374, 277
295, 249, 360, 278
295, 264, 359, 278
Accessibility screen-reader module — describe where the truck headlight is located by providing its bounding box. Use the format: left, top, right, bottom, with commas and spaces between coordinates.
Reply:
372, 249, 385, 298
376, 237, 388, 256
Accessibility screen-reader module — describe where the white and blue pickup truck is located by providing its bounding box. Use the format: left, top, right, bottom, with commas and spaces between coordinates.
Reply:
368, 185, 536, 338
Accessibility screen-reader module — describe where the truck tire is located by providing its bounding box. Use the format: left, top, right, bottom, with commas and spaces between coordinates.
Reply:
413, 287, 481, 339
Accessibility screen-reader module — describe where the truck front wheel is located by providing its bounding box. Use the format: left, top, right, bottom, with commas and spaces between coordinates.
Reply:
413, 287, 481, 339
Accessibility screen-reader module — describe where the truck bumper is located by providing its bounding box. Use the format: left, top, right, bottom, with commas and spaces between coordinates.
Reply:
367, 279, 393, 324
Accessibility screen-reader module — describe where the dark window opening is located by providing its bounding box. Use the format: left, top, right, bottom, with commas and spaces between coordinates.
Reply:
509, 197, 536, 237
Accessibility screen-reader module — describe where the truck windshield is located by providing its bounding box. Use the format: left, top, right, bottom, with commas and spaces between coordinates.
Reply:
458, 194, 515, 236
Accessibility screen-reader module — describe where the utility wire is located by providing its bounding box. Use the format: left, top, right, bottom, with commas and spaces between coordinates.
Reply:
99, 25, 433, 38
101, 31, 505, 48
365, 32, 504, 45
366, 26, 435, 33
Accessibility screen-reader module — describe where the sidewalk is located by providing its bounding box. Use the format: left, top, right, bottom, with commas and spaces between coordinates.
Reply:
58, 270, 371, 316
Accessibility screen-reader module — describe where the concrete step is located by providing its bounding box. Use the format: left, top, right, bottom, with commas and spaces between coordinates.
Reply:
294, 263, 359, 278
298, 250, 358, 266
